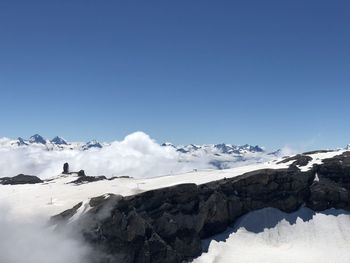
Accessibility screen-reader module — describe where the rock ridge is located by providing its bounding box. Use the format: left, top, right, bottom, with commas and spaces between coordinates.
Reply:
53, 151, 350, 263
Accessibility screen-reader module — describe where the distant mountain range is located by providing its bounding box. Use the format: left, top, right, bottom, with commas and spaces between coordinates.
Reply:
0, 134, 280, 171
161, 142, 264, 155
0, 134, 104, 151
0, 134, 266, 155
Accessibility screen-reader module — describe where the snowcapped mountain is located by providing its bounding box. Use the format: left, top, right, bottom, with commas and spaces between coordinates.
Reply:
82, 140, 103, 150
162, 143, 264, 155
0, 134, 104, 151
29, 134, 47, 144
50, 136, 68, 145
1, 134, 268, 156
161, 142, 269, 169
0, 132, 277, 179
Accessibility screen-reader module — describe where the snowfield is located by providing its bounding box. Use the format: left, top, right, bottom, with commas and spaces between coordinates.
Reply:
0, 146, 346, 219
195, 207, 350, 263
0, 161, 287, 219
0, 141, 349, 263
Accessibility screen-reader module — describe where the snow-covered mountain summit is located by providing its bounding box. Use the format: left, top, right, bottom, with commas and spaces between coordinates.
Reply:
162, 143, 264, 155
0, 134, 104, 151
1, 134, 266, 156
29, 134, 47, 144
0, 133, 276, 179
50, 136, 68, 145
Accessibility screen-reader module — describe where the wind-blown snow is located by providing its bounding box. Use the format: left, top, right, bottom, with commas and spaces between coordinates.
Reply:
195, 207, 350, 263
0, 132, 273, 179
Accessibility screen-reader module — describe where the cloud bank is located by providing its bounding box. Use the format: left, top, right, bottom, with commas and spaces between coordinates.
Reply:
0, 204, 90, 263
0, 132, 272, 179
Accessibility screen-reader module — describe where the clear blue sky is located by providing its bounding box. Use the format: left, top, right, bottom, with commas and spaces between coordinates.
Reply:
0, 0, 349, 150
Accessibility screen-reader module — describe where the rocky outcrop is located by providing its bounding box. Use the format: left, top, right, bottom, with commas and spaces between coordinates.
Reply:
54, 168, 313, 262
63, 163, 69, 174
307, 151, 350, 211
277, 154, 312, 167
53, 151, 350, 263
78, 170, 86, 177
70, 175, 107, 185
0, 174, 43, 185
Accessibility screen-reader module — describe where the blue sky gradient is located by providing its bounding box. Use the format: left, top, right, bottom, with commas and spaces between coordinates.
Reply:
0, 0, 349, 150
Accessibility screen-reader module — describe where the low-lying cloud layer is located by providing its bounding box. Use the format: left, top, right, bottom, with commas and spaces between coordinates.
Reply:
0, 132, 271, 179
0, 204, 91, 263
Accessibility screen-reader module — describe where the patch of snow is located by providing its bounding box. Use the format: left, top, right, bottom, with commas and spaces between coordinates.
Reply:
194, 207, 350, 263
299, 149, 347, 172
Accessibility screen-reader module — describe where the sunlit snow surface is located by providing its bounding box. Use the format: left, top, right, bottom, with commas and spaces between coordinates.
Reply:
0, 161, 288, 218
0, 143, 349, 263
194, 207, 350, 263
0, 147, 347, 219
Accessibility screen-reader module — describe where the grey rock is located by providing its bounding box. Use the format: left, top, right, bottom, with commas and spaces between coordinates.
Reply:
0, 174, 43, 185
53, 151, 350, 263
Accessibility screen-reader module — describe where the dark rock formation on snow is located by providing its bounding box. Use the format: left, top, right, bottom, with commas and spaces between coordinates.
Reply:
78, 170, 86, 177
0, 174, 43, 185
63, 163, 70, 174
307, 151, 350, 211
277, 154, 312, 167
70, 175, 107, 185
53, 151, 350, 263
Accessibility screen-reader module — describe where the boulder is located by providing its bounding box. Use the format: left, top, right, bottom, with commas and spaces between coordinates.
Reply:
277, 154, 312, 167
70, 175, 107, 185
78, 170, 86, 177
0, 174, 43, 185
63, 163, 69, 174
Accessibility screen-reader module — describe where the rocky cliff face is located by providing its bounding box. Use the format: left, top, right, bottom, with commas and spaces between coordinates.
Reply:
53, 151, 350, 263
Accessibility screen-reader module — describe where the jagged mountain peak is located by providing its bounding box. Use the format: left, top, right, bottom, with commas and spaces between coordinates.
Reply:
51, 136, 68, 145
82, 140, 103, 150
162, 142, 265, 155
29, 134, 47, 144
17, 137, 28, 146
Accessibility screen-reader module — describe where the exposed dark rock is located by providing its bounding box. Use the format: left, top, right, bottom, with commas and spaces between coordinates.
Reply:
307, 180, 350, 211
83, 140, 103, 150
0, 174, 43, 185
307, 151, 350, 211
302, 150, 334, 155
109, 176, 132, 180
55, 167, 313, 263
53, 151, 350, 263
277, 154, 312, 167
78, 170, 86, 177
17, 137, 28, 146
51, 202, 83, 222
70, 175, 107, 185
29, 134, 47, 144
313, 151, 350, 185
63, 163, 69, 174
51, 136, 68, 145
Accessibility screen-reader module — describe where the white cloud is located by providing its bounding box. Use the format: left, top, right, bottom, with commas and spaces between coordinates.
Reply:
0, 204, 90, 263
0, 131, 272, 179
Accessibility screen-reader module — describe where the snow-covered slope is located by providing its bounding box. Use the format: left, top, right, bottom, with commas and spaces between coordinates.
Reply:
0, 161, 285, 219
195, 207, 350, 263
1, 146, 349, 263
0, 148, 346, 219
